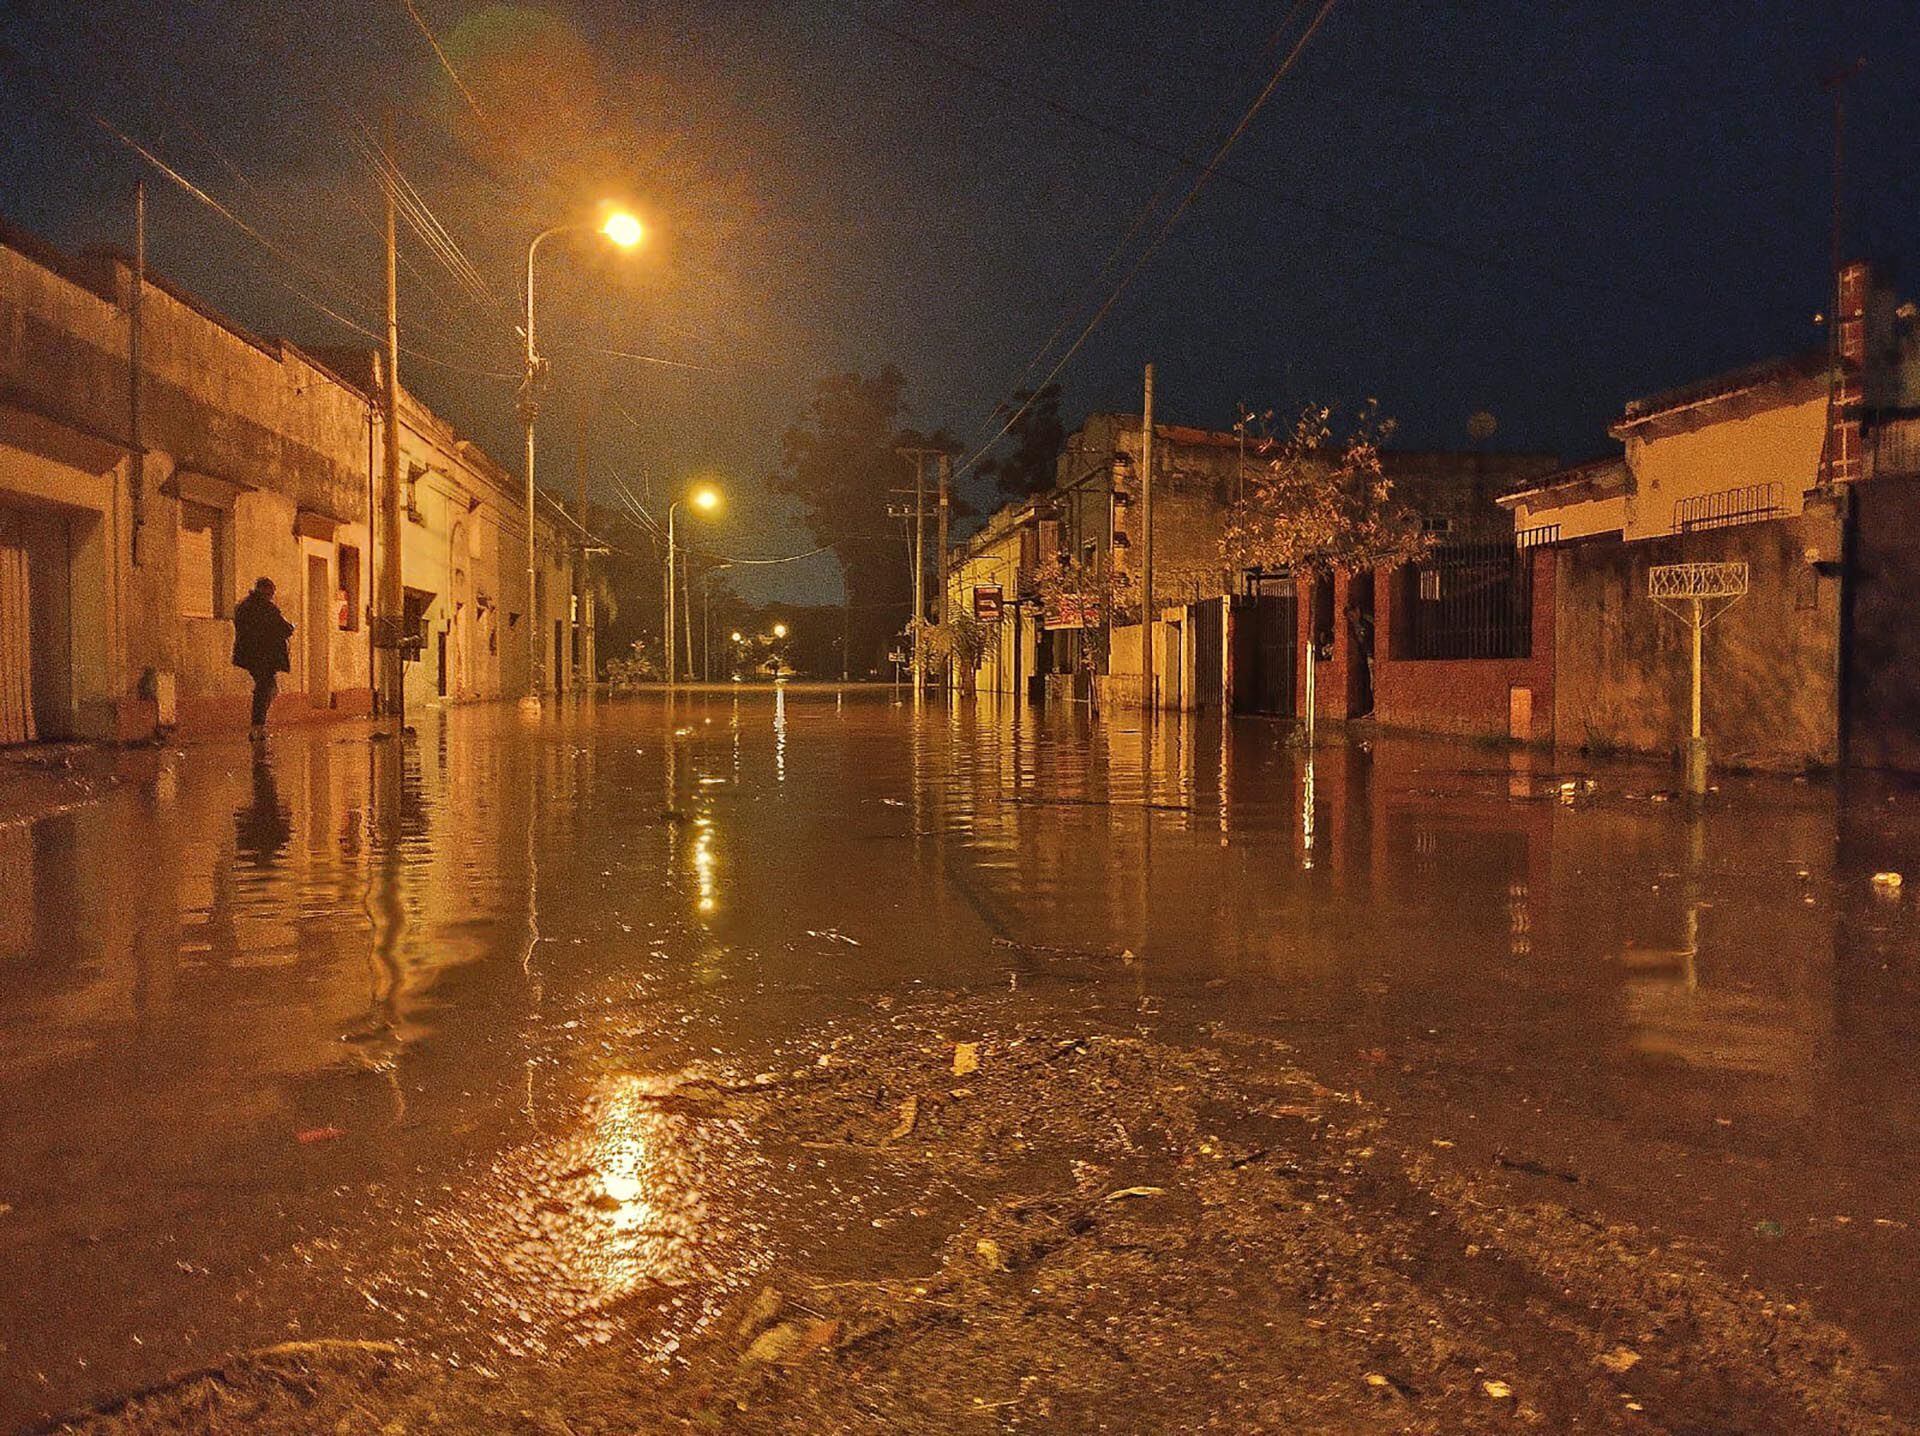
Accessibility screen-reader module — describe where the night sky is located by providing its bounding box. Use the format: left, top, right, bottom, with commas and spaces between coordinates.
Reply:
2, 1, 1915, 602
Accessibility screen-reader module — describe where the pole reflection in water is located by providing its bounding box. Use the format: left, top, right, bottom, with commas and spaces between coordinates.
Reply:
1300, 753, 1315, 870
773, 682, 787, 783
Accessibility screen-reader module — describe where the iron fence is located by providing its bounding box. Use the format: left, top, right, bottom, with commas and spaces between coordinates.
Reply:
1403, 538, 1532, 660
1674, 482, 1784, 533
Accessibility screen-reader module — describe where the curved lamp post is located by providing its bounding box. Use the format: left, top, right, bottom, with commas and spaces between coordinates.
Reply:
519, 209, 643, 710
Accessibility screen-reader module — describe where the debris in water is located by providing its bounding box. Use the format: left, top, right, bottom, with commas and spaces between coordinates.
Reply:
296, 1126, 345, 1144
952, 1042, 980, 1077
736, 1286, 783, 1339
975, 1238, 1008, 1271
1871, 871, 1903, 892
890, 1096, 919, 1141
1598, 1346, 1642, 1374
743, 1318, 839, 1365
1103, 1185, 1165, 1202
1482, 1379, 1514, 1400
1753, 1219, 1785, 1239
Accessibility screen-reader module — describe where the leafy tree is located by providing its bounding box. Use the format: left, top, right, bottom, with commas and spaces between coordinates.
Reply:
771, 368, 914, 673
1220, 401, 1426, 578
977, 384, 1065, 498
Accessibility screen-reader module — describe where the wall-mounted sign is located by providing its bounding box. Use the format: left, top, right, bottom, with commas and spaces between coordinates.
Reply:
1043, 596, 1101, 630
973, 583, 1004, 622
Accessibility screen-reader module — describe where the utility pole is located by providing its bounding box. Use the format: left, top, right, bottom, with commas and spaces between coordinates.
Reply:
663, 523, 675, 685
913, 455, 926, 675
575, 395, 591, 696
936, 454, 951, 625
1139, 362, 1156, 712
891, 446, 944, 687
1819, 57, 1866, 486
380, 124, 406, 727
937, 453, 951, 688
130, 180, 145, 567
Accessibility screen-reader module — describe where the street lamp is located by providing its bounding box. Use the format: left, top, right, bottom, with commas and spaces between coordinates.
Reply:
665, 482, 722, 685
772, 622, 789, 639
519, 208, 644, 711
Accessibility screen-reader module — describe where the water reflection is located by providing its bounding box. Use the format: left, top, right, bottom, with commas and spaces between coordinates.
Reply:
233, 755, 291, 868
4, 692, 1919, 1428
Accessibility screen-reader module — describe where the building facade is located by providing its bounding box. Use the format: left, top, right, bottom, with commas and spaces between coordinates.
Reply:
0, 217, 580, 746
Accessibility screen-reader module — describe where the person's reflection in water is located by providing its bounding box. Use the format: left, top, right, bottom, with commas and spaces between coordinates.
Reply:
235, 751, 292, 868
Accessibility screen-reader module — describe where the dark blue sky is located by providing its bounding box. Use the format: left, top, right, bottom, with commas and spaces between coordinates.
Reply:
2, 1, 1915, 600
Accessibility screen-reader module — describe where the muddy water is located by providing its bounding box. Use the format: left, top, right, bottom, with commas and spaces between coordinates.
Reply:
1, 689, 1917, 1429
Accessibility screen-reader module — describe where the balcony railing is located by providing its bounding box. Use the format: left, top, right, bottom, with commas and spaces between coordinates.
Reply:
1674, 482, 1784, 533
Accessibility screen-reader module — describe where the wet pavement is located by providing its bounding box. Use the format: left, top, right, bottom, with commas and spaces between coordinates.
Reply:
2, 689, 1919, 1430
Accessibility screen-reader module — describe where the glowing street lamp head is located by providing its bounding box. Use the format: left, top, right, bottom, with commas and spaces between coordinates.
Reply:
601, 211, 644, 249
689, 484, 721, 513
729, 631, 744, 644
772, 622, 789, 639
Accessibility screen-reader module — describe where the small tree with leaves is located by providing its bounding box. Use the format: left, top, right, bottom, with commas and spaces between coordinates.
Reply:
1221, 401, 1426, 578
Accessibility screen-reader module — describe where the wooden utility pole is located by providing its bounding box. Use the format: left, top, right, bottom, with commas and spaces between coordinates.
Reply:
130, 180, 145, 567
1140, 362, 1156, 711
380, 123, 406, 726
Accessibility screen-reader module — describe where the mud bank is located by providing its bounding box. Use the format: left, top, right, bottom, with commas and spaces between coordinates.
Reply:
45, 990, 1911, 1435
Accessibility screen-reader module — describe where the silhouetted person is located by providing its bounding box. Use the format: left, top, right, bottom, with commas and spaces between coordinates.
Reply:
232, 576, 293, 742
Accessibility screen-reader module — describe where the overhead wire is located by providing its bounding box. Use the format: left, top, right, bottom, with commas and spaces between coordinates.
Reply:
849, 3, 1674, 311
394, 0, 487, 123
950, 0, 1340, 480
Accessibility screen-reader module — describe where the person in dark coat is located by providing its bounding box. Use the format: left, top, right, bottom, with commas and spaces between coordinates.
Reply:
231, 577, 293, 739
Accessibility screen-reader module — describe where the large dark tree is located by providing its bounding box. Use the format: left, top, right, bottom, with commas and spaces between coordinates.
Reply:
977, 384, 1065, 497
771, 368, 915, 674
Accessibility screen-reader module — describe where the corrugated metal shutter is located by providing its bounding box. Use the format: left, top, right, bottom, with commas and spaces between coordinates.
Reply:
0, 516, 33, 745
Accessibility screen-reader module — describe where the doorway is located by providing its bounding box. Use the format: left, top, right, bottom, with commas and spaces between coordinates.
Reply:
0, 505, 74, 743
1345, 570, 1375, 717
305, 552, 331, 706
1232, 578, 1297, 717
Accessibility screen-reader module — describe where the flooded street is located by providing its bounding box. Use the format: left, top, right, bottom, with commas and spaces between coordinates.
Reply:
4, 690, 1919, 1432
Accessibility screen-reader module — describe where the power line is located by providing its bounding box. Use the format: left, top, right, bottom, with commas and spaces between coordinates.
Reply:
953, 0, 1340, 480
395, 0, 486, 123
0, 53, 526, 382
847, 2, 1670, 310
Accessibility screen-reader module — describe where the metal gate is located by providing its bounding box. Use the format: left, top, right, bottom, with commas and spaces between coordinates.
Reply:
1193, 597, 1225, 710
1232, 586, 1296, 717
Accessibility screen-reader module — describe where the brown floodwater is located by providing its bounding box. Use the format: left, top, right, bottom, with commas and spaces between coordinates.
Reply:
1, 688, 1917, 1429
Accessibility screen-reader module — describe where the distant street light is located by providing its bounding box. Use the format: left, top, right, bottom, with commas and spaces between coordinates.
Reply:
666, 481, 722, 685
730, 630, 744, 644
518, 207, 644, 711
772, 622, 789, 639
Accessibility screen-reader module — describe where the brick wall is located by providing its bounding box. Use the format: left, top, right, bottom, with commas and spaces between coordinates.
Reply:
1369, 552, 1555, 742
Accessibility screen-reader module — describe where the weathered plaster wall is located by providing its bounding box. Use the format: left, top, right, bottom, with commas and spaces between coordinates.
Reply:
1552, 504, 1844, 770
1621, 395, 1824, 538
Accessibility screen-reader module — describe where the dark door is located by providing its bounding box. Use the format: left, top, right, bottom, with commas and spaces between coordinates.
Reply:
436, 629, 448, 698
1193, 597, 1225, 710
1232, 589, 1296, 716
